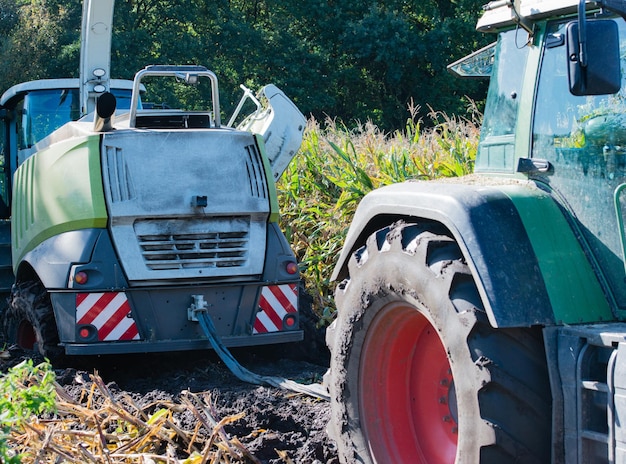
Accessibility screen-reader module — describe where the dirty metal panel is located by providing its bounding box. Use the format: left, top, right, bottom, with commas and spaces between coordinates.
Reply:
101, 129, 269, 282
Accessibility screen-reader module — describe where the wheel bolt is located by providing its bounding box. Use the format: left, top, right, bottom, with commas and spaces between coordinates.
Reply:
439, 397, 447, 404
443, 415, 451, 422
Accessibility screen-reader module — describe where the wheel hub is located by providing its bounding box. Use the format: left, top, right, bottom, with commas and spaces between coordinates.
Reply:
359, 302, 458, 463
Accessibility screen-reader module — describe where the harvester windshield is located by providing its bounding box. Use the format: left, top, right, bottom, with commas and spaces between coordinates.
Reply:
15, 87, 134, 149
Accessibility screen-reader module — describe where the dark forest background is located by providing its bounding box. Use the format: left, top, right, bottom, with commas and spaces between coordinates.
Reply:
0, 0, 491, 130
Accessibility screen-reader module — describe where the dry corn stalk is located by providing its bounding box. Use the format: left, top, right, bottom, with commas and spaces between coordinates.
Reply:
6, 372, 265, 463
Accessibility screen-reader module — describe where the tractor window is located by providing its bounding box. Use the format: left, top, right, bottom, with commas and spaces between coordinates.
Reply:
532, 20, 626, 168
480, 29, 529, 139
477, 29, 530, 172
533, 19, 626, 176
532, 17, 626, 309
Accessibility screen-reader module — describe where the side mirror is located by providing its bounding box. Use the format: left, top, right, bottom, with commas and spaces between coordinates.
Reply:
566, 19, 621, 96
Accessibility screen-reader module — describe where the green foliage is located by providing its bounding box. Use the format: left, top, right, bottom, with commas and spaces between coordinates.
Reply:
0, 0, 81, 85
277, 107, 481, 323
0, 359, 57, 464
0, 0, 489, 131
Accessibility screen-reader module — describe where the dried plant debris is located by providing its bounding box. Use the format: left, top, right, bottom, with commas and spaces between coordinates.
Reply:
0, 348, 336, 464
6, 370, 265, 463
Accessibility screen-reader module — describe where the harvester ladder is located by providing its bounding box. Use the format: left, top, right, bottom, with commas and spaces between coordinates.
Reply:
0, 220, 14, 310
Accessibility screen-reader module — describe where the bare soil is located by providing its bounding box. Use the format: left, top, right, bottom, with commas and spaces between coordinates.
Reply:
0, 337, 338, 463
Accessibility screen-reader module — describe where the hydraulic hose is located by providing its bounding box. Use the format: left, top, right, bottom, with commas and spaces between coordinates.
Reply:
196, 311, 329, 401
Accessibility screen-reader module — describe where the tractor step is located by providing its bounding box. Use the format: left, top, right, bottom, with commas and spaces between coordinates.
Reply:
550, 324, 626, 464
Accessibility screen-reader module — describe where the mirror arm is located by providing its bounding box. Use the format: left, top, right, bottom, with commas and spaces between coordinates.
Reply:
578, 0, 588, 67
597, 0, 626, 20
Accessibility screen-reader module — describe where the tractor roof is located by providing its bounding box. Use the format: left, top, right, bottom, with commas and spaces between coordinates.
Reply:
0, 79, 135, 109
477, 0, 599, 32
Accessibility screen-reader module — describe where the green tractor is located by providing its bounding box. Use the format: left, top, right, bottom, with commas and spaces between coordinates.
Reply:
326, 0, 626, 462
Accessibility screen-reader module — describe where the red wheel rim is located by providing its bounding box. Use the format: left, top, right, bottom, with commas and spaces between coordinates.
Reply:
359, 302, 457, 463
16, 320, 36, 350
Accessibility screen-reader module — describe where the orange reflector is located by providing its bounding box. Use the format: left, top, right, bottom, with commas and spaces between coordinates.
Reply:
74, 271, 88, 285
285, 262, 298, 275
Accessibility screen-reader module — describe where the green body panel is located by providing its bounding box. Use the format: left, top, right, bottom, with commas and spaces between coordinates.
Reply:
501, 185, 613, 323
12, 135, 107, 270
255, 133, 280, 223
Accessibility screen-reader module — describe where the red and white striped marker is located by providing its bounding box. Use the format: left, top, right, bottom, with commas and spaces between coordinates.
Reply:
76, 292, 140, 341
253, 284, 298, 334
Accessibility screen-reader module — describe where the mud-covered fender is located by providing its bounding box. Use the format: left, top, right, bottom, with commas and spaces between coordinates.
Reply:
16, 228, 128, 290
331, 179, 612, 328
16, 229, 99, 287
262, 222, 300, 283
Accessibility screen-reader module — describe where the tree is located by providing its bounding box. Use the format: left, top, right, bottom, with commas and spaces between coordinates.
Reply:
0, 0, 81, 90
0, 0, 489, 130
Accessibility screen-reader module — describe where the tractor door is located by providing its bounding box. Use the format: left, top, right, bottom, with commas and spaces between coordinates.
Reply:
530, 17, 626, 314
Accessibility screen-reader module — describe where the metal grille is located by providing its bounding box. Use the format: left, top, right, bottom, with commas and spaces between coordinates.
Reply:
104, 145, 136, 203
135, 218, 250, 270
244, 144, 268, 199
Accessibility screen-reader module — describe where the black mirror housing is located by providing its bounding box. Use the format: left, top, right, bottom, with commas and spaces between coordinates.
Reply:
567, 19, 621, 96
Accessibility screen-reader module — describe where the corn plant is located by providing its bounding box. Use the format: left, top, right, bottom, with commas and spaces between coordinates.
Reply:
277, 107, 481, 324
0, 359, 57, 463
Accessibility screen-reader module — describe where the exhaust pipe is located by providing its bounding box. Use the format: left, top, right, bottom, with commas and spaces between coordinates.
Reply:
93, 92, 116, 132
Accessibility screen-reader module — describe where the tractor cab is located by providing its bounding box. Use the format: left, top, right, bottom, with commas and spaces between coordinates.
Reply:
327, 2, 626, 464
450, 1, 626, 315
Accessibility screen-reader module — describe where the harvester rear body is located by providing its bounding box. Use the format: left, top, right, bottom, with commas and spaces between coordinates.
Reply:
0, 2, 306, 358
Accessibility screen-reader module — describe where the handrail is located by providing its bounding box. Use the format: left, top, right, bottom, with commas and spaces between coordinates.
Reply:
129, 65, 221, 128
227, 84, 262, 128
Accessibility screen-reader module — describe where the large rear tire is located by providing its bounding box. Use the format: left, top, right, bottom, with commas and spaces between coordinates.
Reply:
327, 222, 552, 463
3, 281, 63, 361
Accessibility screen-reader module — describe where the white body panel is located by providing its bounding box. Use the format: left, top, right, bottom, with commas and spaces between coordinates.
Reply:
238, 85, 306, 180
79, 0, 115, 115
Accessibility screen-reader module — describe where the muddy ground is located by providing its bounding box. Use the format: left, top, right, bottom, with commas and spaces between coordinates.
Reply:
0, 328, 339, 463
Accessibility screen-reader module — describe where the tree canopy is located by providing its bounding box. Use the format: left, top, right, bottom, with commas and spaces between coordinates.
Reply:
0, 0, 490, 129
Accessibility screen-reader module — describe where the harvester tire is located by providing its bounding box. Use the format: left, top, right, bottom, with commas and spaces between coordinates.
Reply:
327, 221, 551, 464
4, 281, 63, 362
